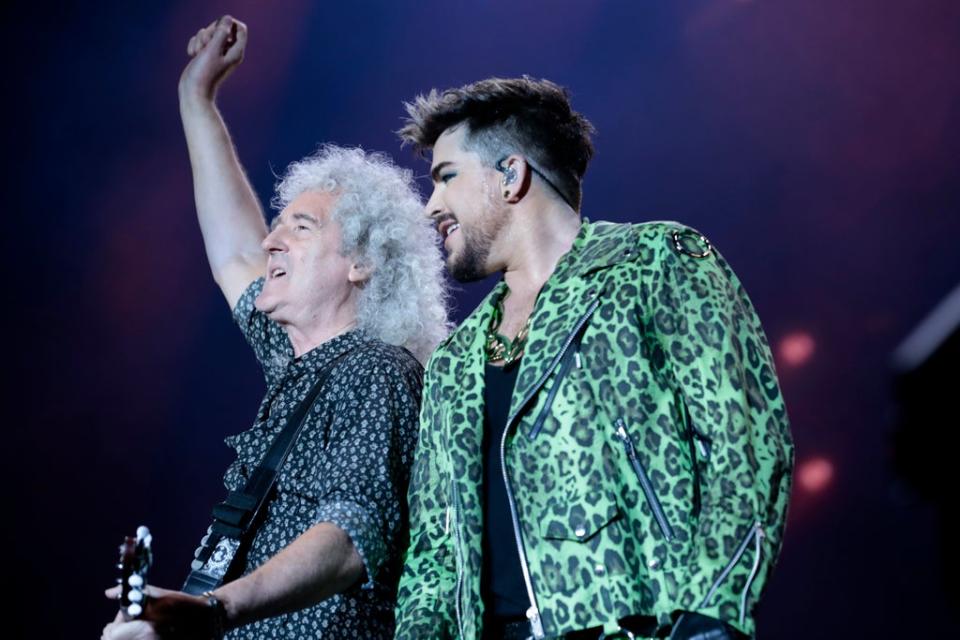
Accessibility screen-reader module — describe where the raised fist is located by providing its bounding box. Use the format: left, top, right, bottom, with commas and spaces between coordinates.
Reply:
178, 15, 248, 103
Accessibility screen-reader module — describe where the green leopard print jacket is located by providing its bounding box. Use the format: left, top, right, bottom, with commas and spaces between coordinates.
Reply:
395, 220, 793, 639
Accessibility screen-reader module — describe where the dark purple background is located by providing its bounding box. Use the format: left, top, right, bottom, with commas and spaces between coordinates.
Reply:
7, 1, 959, 637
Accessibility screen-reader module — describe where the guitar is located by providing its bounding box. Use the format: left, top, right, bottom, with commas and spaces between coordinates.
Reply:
182, 521, 247, 595
181, 475, 276, 594
117, 526, 153, 619
182, 349, 351, 595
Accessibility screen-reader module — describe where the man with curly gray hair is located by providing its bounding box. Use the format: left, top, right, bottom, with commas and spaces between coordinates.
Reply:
102, 15, 448, 640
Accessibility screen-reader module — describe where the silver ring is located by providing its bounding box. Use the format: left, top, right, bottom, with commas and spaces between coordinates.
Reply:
672, 230, 712, 259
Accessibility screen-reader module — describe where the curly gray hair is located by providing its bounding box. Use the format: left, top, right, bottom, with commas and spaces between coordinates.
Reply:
273, 145, 450, 363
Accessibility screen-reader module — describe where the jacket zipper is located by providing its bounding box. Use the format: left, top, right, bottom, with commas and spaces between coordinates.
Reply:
614, 418, 675, 541
739, 523, 764, 626
453, 486, 466, 638
501, 296, 602, 639
448, 463, 467, 639
528, 338, 581, 440
699, 520, 764, 613
680, 401, 705, 518
444, 400, 466, 639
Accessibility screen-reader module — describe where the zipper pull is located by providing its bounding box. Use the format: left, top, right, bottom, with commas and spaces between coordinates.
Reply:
526, 606, 545, 639
739, 522, 767, 626
574, 351, 582, 369
444, 506, 451, 535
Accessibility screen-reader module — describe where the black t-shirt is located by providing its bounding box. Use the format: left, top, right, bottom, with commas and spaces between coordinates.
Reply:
481, 361, 530, 621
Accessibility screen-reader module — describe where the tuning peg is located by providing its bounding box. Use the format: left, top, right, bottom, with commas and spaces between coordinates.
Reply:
127, 603, 142, 617
129, 590, 143, 603
128, 574, 144, 588
190, 559, 204, 570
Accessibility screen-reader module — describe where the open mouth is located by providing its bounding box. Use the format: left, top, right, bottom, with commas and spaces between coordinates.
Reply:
437, 219, 461, 241
269, 267, 287, 280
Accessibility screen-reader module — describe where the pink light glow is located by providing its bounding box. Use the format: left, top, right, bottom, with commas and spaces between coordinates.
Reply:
798, 457, 834, 493
779, 331, 816, 367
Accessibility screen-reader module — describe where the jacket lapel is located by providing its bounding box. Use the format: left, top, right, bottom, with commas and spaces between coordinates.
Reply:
441, 281, 507, 480
438, 220, 642, 460
508, 220, 641, 423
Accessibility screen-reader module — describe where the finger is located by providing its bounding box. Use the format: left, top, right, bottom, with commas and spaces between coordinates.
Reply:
196, 17, 221, 50
200, 16, 227, 49
196, 18, 234, 61
234, 20, 248, 49
135, 583, 173, 599
197, 29, 211, 50
103, 620, 156, 640
190, 19, 229, 61
221, 19, 247, 64
200, 23, 218, 46
105, 585, 121, 599
217, 15, 239, 49
187, 35, 195, 56
199, 19, 218, 45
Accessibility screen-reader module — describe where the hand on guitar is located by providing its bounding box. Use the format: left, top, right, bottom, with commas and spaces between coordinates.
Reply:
102, 585, 225, 640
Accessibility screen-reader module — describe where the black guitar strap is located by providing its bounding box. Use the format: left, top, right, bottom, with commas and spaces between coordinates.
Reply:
182, 348, 354, 594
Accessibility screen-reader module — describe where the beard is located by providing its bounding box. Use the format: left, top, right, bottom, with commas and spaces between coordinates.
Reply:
448, 206, 508, 283
448, 224, 491, 282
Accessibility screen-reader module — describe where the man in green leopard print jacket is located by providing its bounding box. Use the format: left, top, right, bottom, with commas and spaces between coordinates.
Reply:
393, 77, 793, 640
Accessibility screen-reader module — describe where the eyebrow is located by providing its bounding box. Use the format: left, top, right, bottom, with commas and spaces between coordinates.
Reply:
270, 212, 320, 231
430, 161, 453, 183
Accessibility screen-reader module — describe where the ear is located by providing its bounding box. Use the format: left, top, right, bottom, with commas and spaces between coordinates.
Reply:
348, 262, 372, 285
498, 155, 530, 204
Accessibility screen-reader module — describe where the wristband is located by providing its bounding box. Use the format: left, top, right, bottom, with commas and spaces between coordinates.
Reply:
202, 591, 226, 640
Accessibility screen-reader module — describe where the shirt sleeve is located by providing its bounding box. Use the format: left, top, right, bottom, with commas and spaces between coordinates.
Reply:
231, 277, 294, 383
311, 349, 423, 589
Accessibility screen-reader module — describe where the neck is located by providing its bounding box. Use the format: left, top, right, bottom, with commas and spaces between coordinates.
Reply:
501, 199, 581, 297
282, 298, 359, 358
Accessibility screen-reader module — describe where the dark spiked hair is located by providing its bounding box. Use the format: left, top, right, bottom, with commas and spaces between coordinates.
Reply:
398, 76, 595, 211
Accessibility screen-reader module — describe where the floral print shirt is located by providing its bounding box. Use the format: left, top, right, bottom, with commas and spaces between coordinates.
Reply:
223, 278, 422, 639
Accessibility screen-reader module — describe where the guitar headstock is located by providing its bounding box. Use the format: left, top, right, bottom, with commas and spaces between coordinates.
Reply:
117, 525, 152, 619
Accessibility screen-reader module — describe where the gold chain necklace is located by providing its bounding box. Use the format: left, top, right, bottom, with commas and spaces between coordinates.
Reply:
484, 289, 532, 365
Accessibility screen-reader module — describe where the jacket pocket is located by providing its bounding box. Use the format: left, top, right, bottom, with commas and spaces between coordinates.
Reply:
539, 490, 622, 542
614, 418, 675, 542
537, 489, 627, 591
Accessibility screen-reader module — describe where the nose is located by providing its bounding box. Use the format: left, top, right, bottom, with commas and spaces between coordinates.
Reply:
261, 226, 288, 253
424, 185, 444, 221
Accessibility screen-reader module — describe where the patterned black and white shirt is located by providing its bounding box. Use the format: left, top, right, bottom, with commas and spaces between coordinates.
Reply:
222, 278, 422, 639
